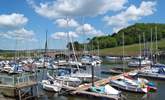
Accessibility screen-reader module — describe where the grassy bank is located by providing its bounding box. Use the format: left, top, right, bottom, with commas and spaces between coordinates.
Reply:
98, 39, 165, 56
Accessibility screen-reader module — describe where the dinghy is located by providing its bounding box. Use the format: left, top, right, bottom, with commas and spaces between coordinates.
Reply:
90, 84, 121, 97
42, 80, 62, 92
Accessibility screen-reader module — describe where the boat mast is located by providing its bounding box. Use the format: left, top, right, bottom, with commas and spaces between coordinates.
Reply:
97, 40, 100, 56
66, 16, 80, 72
122, 32, 125, 74
81, 16, 87, 55
139, 35, 142, 57
139, 34, 142, 68
68, 28, 80, 72
155, 26, 158, 63
44, 30, 48, 68
66, 17, 70, 62
42, 30, 48, 80
143, 32, 146, 58
150, 28, 153, 62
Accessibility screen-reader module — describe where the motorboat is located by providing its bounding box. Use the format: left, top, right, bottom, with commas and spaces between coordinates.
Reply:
138, 67, 165, 80
92, 56, 102, 64
128, 56, 152, 67
42, 79, 62, 92
55, 75, 81, 87
80, 55, 96, 66
90, 84, 121, 99
110, 75, 156, 93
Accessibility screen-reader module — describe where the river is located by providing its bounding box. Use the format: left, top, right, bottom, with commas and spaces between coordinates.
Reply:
1, 62, 165, 100
37, 63, 165, 100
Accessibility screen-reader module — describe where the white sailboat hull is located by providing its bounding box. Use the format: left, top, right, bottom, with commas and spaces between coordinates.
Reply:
42, 80, 62, 92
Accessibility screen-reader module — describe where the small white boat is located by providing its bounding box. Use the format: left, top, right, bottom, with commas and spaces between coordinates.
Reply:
104, 84, 121, 95
71, 72, 92, 78
90, 84, 121, 98
68, 60, 82, 66
110, 76, 148, 93
128, 57, 152, 67
55, 75, 81, 86
80, 56, 96, 66
92, 56, 102, 64
3, 64, 13, 73
138, 67, 165, 80
42, 80, 62, 92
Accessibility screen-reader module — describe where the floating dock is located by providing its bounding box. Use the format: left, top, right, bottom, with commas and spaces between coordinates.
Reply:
0, 72, 38, 100
61, 67, 147, 100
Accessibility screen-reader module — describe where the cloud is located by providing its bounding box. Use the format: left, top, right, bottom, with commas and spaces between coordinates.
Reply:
103, 1, 156, 32
0, 13, 28, 29
76, 23, 105, 36
51, 23, 105, 40
55, 18, 79, 28
0, 28, 36, 41
27, 0, 127, 19
51, 31, 78, 39
0, 13, 37, 41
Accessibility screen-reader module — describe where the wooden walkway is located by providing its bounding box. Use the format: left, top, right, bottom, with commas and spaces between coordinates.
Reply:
61, 67, 148, 100
16, 81, 37, 89
75, 91, 120, 100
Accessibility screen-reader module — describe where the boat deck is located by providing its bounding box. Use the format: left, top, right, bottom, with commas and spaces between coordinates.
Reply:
62, 67, 148, 100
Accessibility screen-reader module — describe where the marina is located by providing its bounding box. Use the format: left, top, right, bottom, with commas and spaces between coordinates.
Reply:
0, 59, 164, 100
0, 0, 165, 100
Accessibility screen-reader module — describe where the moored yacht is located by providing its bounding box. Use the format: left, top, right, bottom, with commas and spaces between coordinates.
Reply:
42, 79, 62, 92
128, 56, 152, 67
110, 75, 157, 93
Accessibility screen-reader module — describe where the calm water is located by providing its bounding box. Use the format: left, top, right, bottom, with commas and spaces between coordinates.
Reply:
1, 63, 165, 100
38, 63, 165, 100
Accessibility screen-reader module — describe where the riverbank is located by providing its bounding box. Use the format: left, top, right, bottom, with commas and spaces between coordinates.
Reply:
97, 39, 165, 56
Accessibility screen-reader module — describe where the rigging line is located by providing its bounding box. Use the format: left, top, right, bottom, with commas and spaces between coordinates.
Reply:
81, 16, 87, 55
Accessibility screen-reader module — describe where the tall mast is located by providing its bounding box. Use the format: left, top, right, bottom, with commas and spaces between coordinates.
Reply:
44, 30, 48, 55
44, 30, 48, 68
150, 28, 153, 62
139, 34, 142, 68
122, 32, 125, 74
66, 16, 70, 62
143, 32, 146, 57
97, 40, 100, 56
81, 16, 87, 55
139, 35, 142, 57
155, 26, 158, 63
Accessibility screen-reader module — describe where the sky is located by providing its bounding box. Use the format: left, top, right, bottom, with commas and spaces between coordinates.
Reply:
0, 0, 164, 50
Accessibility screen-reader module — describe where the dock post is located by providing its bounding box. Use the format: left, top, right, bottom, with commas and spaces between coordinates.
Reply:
91, 65, 94, 86
18, 89, 21, 100
31, 86, 33, 96
36, 84, 39, 98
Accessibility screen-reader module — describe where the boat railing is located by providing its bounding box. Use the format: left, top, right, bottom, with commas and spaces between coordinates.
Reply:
15, 73, 37, 85
0, 72, 37, 87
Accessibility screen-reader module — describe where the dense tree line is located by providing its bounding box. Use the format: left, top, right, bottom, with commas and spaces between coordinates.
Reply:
67, 23, 165, 50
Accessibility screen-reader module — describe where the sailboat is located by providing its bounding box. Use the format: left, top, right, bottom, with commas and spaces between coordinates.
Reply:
128, 56, 152, 67
42, 73, 62, 92
128, 35, 152, 67
65, 17, 93, 82
110, 33, 156, 93
41, 30, 62, 92
138, 27, 165, 80
152, 26, 165, 68
92, 41, 102, 65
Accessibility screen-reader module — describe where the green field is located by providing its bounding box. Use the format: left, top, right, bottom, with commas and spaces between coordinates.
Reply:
98, 39, 165, 56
